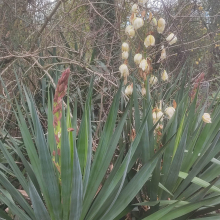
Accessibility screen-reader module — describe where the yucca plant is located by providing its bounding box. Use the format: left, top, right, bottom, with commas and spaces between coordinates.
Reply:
1, 65, 220, 220
0, 69, 166, 220
123, 70, 220, 219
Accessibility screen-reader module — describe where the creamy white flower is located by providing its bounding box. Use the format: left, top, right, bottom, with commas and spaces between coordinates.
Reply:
125, 25, 135, 38
134, 53, 142, 65
133, 17, 144, 30
166, 33, 177, 45
165, 107, 175, 119
139, 59, 148, 71
157, 18, 165, 34
161, 70, 168, 81
141, 87, 146, 96
202, 113, 212, 123
157, 111, 163, 121
153, 110, 163, 124
161, 48, 166, 60
144, 35, 155, 48
122, 51, 129, 60
122, 42, 129, 52
152, 112, 157, 122
151, 18, 157, 26
149, 75, 158, 86
131, 4, 138, 13
119, 64, 129, 77
125, 84, 133, 96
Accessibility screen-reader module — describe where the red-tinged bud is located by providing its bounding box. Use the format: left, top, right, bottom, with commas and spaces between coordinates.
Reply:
55, 134, 60, 144
53, 150, 56, 156
67, 128, 74, 132
57, 148, 61, 156
59, 91, 66, 100
54, 93, 59, 102
58, 83, 65, 93
59, 68, 70, 84
53, 117, 58, 127
53, 102, 62, 114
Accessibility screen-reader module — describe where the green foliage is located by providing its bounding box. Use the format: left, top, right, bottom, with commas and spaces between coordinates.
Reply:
1, 65, 220, 220
0, 74, 164, 219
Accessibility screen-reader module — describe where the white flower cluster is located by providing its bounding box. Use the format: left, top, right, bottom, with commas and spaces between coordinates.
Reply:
119, 4, 179, 101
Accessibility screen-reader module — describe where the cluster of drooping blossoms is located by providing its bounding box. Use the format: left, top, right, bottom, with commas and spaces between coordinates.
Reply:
52, 68, 70, 171
119, 2, 183, 135
153, 103, 176, 137
119, 2, 179, 97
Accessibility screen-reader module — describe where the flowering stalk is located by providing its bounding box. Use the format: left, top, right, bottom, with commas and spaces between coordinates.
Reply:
52, 68, 70, 168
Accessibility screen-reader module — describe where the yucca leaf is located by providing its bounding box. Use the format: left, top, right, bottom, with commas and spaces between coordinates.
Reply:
133, 80, 140, 130
174, 130, 220, 199
29, 179, 51, 220
134, 200, 188, 207
77, 77, 93, 177
24, 90, 61, 220
85, 99, 131, 220
0, 192, 31, 220
160, 108, 177, 191
190, 216, 220, 220
142, 200, 181, 220
82, 109, 92, 196
47, 93, 57, 157
102, 146, 166, 220
9, 138, 41, 195
0, 209, 13, 220
159, 196, 220, 219
161, 123, 188, 199
61, 107, 72, 220
69, 145, 83, 220
178, 171, 220, 193
0, 163, 14, 177
0, 141, 29, 194
80, 82, 122, 219
0, 171, 34, 219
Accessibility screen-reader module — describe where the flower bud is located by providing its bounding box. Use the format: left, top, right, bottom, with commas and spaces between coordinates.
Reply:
202, 113, 211, 123
157, 111, 163, 121
125, 25, 135, 38
149, 75, 158, 86
133, 17, 144, 30
161, 48, 166, 60
131, 4, 138, 13
125, 84, 133, 96
157, 18, 165, 34
166, 33, 177, 45
141, 87, 146, 96
122, 42, 129, 52
139, 59, 148, 71
153, 110, 163, 124
161, 70, 168, 81
122, 51, 129, 60
151, 18, 157, 26
144, 35, 155, 48
134, 53, 142, 65
165, 107, 175, 119
119, 64, 129, 77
